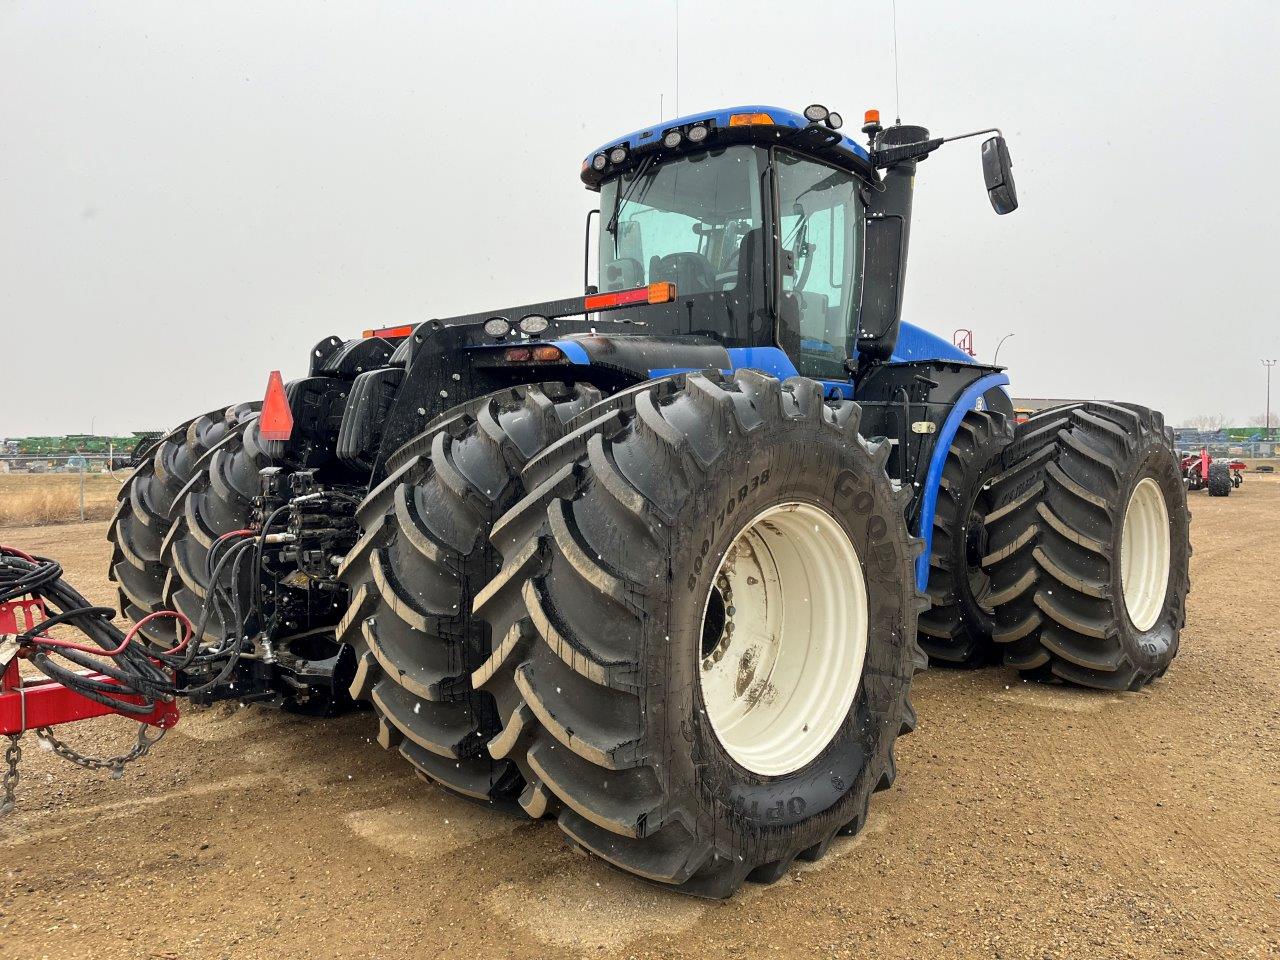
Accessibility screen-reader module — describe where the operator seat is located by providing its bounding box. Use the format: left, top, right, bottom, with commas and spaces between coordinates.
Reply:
602, 257, 644, 292
650, 252, 715, 296
731, 228, 770, 344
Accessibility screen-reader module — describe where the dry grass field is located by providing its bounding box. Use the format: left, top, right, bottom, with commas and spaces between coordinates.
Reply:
0, 473, 122, 527
0, 479, 1277, 959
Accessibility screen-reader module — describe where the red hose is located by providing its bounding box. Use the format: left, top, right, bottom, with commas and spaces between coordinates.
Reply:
3, 544, 195, 658
27, 609, 195, 658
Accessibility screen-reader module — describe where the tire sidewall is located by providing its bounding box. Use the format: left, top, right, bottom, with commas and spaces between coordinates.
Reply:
1112, 436, 1188, 672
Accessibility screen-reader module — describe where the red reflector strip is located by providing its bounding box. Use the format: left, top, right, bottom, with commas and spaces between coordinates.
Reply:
583, 282, 677, 312
362, 324, 415, 339
259, 370, 294, 442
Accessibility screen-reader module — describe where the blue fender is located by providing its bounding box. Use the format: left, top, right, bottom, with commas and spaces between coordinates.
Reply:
912, 371, 1011, 590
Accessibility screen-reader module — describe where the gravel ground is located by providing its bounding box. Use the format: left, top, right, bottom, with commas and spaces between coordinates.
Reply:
0, 479, 1277, 959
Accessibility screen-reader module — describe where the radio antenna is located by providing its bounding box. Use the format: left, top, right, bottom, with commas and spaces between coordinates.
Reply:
890, 0, 901, 124
674, 0, 680, 118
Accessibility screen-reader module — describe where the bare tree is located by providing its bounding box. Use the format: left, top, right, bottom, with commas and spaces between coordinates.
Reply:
1184, 413, 1229, 432
1247, 412, 1273, 428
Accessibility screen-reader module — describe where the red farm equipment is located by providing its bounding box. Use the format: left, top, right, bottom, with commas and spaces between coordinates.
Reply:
1, 547, 183, 812
1181, 447, 1244, 497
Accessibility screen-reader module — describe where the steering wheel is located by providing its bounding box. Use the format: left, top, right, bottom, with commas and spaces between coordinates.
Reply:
793, 239, 815, 291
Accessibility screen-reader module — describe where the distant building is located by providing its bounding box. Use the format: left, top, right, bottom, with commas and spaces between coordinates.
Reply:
1010, 397, 1077, 423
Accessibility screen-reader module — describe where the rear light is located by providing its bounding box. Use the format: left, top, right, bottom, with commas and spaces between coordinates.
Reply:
362, 324, 415, 339
583, 282, 676, 311
503, 346, 564, 363
728, 112, 773, 126
259, 370, 294, 442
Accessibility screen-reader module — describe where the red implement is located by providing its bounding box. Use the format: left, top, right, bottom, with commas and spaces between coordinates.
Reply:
0, 597, 179, 736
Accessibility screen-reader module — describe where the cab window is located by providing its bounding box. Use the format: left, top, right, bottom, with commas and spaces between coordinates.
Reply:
774, 152, 864, 379
595, 146, 770, 346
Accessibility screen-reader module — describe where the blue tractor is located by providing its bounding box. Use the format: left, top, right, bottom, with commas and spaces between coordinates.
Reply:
109, 103, 1190, 896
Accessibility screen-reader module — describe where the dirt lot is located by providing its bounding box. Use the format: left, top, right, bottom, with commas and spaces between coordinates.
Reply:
1, 481, 1276, 959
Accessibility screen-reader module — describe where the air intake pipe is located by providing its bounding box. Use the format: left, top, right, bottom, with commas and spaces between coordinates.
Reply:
856, 124, 929, 365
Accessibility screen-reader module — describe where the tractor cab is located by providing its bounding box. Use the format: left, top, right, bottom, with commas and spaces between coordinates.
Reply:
587, 106, 875, 382
582, 104, 1017, 387
595, 138, 862, 380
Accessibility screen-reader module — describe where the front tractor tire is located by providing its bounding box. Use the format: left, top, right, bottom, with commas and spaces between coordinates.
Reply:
472, 372, 926, 897
337, 382, 602, 805
984, 402, 1190, 689
917, 410, 1012, 666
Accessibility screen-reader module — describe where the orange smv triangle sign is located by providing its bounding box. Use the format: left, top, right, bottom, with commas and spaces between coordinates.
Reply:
259, 370, 294, 441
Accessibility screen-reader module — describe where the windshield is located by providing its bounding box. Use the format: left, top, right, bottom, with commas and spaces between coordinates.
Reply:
596, 146, 769, 346
775, 151, 865, 379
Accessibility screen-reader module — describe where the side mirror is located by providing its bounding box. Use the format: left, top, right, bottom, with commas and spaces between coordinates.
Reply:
981, 136, 1018, 215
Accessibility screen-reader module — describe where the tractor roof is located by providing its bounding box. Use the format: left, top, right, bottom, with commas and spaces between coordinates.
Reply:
580, 104, 874, 190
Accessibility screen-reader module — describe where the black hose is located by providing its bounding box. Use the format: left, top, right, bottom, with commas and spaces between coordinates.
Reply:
1, 527, 273, 716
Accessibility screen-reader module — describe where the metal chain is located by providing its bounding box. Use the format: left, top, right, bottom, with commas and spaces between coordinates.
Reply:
35, 723, 165, 780
1, 734, 20, 816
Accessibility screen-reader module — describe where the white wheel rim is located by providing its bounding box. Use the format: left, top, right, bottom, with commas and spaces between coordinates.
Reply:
1120, 477, 1171, 633
698, 502, 867, 777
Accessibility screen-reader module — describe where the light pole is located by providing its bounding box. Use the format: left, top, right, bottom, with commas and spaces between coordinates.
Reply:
993, 333, 1015, 366
1265, 359, 1277, 442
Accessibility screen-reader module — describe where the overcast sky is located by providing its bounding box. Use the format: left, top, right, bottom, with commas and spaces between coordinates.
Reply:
3, 1, 1278, 436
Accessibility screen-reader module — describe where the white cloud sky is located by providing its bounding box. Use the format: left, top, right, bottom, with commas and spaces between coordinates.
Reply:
2, 0, 1278, 435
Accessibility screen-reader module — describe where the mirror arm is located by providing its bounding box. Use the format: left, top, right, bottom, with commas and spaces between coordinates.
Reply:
872, 126, 1004, 169
941, 126, 1003, 144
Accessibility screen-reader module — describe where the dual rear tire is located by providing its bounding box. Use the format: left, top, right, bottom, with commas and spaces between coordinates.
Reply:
984, 402, 1190, 689
469, 371, 924, 896
336, 382, 603, 804
108, 404, 258, 646
341, 371, 926, 896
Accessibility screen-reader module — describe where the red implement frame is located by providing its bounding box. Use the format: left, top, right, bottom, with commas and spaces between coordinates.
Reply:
0, 596, 179, 736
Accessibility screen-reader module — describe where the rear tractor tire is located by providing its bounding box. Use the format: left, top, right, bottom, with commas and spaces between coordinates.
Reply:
917, 410, 1013, 666
472, 371, 926, 897
338, 382, 602, 806
984, 402, 1190, 689
164, 414, 274, 643
108, 403, 257, 646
